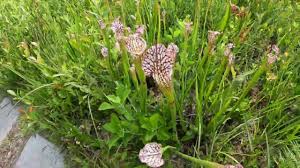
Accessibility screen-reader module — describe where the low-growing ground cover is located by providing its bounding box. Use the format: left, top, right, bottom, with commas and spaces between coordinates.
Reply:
0, 0, 300, 167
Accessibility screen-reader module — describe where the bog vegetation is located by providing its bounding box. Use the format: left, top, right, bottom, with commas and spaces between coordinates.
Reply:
0, 0, 300, 167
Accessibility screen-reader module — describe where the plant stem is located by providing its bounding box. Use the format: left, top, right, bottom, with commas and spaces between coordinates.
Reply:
133, 58, 147, 113
230, 62, 267, 113
105, 0, 113, 19
161, 86, 179, 143
87, 96, 99, 139
129, 66, 139, 90
178, 34, 189, 131
206, 57, 227, 97
163, 146, 224, 168
208, 62, 267, 131
174, 151, 225, 168
119, 41, 131, 87
192, 0, 201, 52
100, 29, 116, 78
157, 2, 161, 43
195, 43, 214, 150
136, 0, 142, 24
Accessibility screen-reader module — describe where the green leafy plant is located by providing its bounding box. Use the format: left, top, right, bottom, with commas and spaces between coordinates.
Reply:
0, 0, 299, 167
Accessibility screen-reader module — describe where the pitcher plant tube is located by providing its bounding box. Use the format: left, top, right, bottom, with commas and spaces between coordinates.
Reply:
142, 43, 179, 141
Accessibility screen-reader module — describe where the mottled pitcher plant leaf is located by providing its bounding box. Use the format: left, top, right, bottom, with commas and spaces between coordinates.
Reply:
125, 34, 147, 59
139, 142, 164, 168
142, 43, 179, 88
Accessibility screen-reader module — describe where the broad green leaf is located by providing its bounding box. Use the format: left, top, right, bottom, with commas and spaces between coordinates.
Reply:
7, 90, 16, 96
69, 39, 82, 53
234, 69, 256, 83
181, 130, 195, 141
141, 120, 153, 131
157, 129, 171, 141
165, 34, 173, 41
144, 132, 155, 142
103, 114, 121, 134
121, 121, 139, 133
116, 83, 130, 103
99, 102, 115, 110
173, 29, 181, 38
106, 95, 121, 104
108, 135, 121, 149
150, 113, 162, 129
218, 2, 231, 31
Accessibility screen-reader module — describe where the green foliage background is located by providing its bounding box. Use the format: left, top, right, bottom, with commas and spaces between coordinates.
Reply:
0, 0, 300, 167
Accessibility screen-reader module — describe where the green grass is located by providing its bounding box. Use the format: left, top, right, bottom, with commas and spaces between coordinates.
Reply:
0, 0, 300, 167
